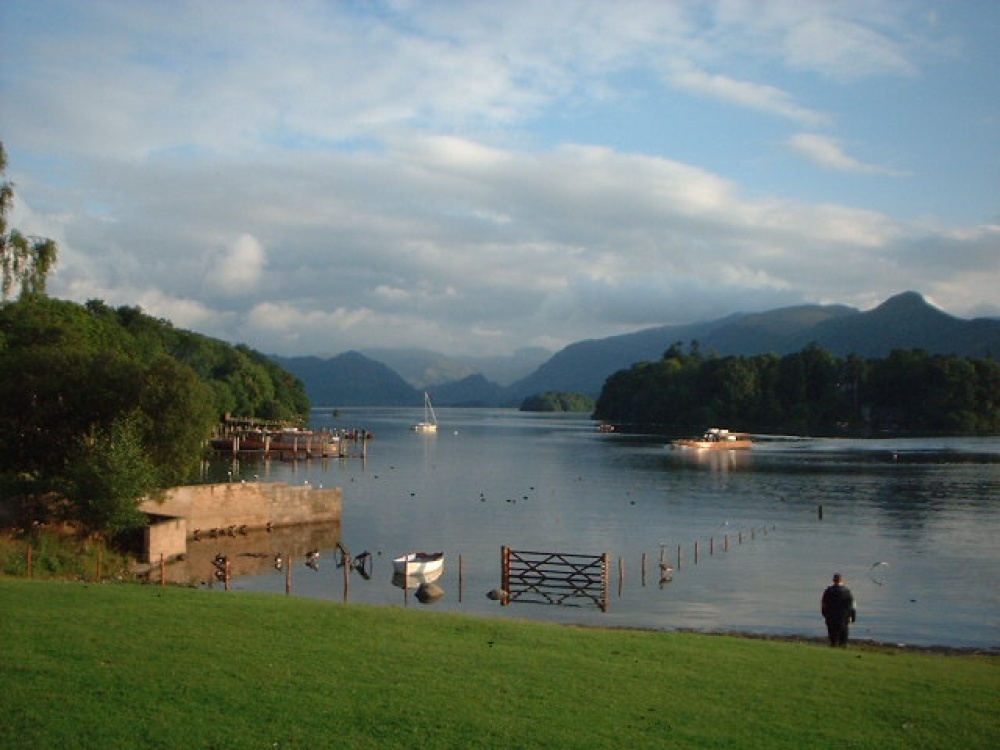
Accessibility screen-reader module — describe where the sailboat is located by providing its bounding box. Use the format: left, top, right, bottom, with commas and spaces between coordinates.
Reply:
411, 391, 438, 433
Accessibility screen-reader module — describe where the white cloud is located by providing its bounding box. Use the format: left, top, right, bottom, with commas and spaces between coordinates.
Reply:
2, 0, 995, 357
665, 61, 830, 126
205, 234, 267, 297
782, 16, 920, 81
787, 133, 906, 175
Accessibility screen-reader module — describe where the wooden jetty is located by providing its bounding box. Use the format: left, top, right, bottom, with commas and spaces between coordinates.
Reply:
210, 415, 372, 460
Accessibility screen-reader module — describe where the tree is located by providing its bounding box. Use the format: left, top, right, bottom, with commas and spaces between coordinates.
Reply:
0, 295, 308, 535
66, 414, 158, 537
593, 345, 997, 436
0, 142, 58, 299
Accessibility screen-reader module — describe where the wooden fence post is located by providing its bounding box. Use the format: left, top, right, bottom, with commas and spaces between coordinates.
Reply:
342, 553, 350, 603
501, 546, 511, 606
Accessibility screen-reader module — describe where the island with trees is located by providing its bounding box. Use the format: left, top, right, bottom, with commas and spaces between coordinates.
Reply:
593, 341, 1000, 437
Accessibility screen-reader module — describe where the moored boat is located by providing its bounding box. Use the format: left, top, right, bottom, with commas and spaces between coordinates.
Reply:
392, 551, 445, 577
672, 428, 752, 450
391, 565, 444, 590
411, 391, 438, 433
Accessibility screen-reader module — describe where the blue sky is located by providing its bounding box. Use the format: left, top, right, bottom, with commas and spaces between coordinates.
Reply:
1, 0, 997, 357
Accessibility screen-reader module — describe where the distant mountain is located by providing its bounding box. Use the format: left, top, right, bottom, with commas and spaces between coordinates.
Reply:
504, 302, 857, 400
781, 291, 1000, 358
462, 347, 553, 386
510, 292, 1000, 399
275, 292, 1000, 407
269, 351, 420, 407
432, 374, 507, 407
360, 348, 477, 388
361, 346, 550, 387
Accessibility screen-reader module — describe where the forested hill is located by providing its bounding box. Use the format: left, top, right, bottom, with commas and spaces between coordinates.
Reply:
593, 345, 1000, 437
270, 351, 420, 406
0, 297, 309, 421
0, 296, 310, 534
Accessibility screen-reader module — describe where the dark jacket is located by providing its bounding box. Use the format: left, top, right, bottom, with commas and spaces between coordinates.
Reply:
822, 583, 856, 624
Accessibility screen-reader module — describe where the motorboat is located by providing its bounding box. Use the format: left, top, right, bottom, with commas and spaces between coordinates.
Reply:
672, 428, 752, 450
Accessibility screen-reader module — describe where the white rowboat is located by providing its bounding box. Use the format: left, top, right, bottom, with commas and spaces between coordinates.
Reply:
392, 551, 444, 577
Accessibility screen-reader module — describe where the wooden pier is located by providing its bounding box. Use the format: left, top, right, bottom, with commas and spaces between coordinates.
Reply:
210, 415, 372, 460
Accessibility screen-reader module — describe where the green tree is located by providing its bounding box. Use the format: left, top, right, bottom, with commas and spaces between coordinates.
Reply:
520, 391, 595, 412
594, 345, 997, 437
0, 142, 58, 299
0, 295, 309, 535
66, 414, 157, 536
133, 355, 217, 487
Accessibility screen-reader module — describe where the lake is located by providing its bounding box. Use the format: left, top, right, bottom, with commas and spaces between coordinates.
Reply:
205, 408, 1000, 651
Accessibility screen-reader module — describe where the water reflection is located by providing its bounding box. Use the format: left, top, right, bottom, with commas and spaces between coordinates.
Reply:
209, 409, 1000, 649
153, 522, 339, 586
668, 446, 753, 475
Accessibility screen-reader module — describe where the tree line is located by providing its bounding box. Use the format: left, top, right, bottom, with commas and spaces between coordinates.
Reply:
592, 341, 1000, 436
0, 295, 311, 537
520, 391, 596, 413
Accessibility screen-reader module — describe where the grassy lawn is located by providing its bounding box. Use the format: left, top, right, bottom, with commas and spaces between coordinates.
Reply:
1, 578, 997, 749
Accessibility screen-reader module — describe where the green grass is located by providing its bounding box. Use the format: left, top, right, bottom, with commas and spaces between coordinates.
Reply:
0, 530, 134, 581
1, 579, 997, 749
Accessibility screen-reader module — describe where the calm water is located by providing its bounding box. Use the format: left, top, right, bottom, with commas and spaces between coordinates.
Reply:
209, 408, 1000, 650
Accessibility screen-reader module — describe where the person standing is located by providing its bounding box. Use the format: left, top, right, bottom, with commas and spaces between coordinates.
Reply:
821, 573, 857, 647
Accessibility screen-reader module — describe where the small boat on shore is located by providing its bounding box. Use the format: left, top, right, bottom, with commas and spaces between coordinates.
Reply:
672, 428, 752, 450
392, 551, 444, 577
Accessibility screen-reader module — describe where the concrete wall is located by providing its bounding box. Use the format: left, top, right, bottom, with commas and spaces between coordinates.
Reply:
145, 516, 188, 564
139, 481, 342, 563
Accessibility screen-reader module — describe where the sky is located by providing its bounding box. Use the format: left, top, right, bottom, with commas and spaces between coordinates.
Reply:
1, 1, 998, 358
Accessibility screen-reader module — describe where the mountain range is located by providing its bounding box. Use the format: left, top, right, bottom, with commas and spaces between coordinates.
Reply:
270, 292, 1000, 408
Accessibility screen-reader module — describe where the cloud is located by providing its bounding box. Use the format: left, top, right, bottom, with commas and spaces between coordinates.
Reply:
22, 131, 985, 355
205, 234, 267, 297
665, 61, 830, 126
787, 133, 906, 175
1, 0, 995, 358
707, 0, 922, 81
782, 16, 920, 81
